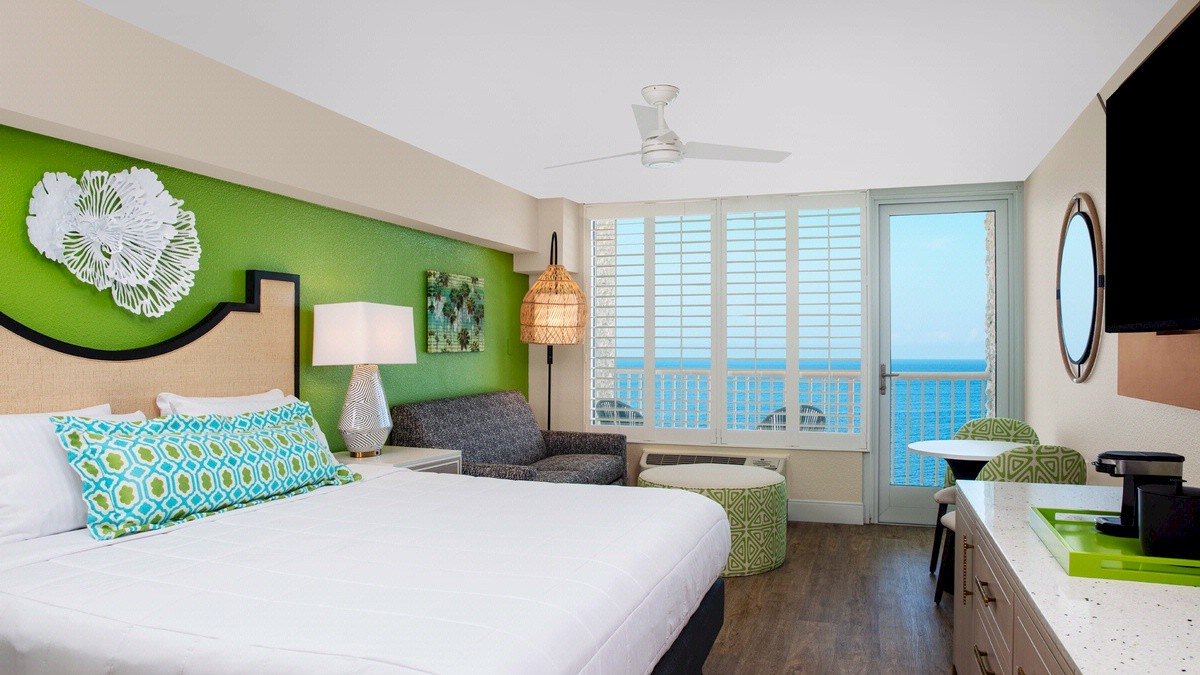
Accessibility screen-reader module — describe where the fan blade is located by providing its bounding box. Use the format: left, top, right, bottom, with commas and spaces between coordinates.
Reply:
632, 104, 659, 140
683, 142, 791, 163
656, 130, 680, 145
545, 151, 640, 169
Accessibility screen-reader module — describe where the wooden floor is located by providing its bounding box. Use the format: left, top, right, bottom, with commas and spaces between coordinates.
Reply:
703, 522, 953, 675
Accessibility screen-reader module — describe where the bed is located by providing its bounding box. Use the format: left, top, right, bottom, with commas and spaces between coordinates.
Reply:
0, 271, 730, 675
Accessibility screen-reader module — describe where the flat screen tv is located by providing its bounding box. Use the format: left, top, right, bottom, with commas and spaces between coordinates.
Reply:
1104, 7, 1200, 333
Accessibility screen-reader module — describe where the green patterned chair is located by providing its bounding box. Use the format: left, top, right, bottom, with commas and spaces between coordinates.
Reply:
929, 417, 1039, 574
934, 443, 1085, 603
638, 463, 787, 577
975, 444, 1087, 483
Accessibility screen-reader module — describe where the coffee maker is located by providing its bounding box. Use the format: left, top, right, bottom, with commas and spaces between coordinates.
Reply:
1092, 450, 1185, 537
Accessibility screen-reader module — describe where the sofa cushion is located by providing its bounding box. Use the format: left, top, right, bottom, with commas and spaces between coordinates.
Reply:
390, 390, 548, 466
531, 454, 625, 485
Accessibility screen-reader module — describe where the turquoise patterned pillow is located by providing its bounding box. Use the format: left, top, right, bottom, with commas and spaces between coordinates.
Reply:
52, 402, 357, 540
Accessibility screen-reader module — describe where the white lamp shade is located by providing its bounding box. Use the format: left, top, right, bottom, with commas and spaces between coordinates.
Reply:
312, 302, 417, 366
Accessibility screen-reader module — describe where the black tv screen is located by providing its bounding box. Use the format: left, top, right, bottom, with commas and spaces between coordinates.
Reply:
1104, 8, 1200, 333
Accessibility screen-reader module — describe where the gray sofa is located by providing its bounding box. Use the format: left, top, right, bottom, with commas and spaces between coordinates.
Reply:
389, 390, 627, 485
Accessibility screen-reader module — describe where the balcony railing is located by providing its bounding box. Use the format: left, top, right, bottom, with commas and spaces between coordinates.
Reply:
890, 371, 990, 487
594, 367, 990, 488
592, 368, 863, 433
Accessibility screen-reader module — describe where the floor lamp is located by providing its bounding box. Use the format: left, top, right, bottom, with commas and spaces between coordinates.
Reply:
312, 302, 417, 456
520, 232, 587, 430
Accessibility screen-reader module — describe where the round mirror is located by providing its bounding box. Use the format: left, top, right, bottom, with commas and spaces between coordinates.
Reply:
1056, 193, 1104, 382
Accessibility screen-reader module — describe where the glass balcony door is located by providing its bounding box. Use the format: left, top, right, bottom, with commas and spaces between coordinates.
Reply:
874, 195, 1016, 525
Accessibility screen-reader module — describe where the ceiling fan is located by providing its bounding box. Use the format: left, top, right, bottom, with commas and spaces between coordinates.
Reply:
546, 84, 792, 169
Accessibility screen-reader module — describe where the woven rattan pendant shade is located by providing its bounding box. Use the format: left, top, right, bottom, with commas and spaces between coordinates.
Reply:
520, 263, 587, 345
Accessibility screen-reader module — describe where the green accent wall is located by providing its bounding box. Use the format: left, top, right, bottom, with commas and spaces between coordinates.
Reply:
0, 124, 528, 449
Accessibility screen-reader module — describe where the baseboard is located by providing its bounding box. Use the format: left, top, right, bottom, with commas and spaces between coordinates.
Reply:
787, 499, 864, 524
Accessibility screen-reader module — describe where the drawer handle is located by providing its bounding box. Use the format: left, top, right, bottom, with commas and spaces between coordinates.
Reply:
1018, 668, 1028, 675
961, 540, 975, 607
973, 645, 996, 675
975, 577, 996, 606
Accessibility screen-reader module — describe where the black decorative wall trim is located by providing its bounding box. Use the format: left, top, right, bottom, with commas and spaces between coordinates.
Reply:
0, 270, 301, 395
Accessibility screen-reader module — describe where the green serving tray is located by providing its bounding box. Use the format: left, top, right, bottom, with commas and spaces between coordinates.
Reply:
1028, 506, 1200, 586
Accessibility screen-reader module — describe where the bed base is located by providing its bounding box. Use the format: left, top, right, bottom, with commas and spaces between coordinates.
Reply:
651, 577, 724, 675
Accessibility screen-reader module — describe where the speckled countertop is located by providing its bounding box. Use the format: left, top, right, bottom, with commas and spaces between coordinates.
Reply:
957, 480, 1200, 674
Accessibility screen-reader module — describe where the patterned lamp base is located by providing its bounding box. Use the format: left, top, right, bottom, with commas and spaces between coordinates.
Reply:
339, 364, 392, 457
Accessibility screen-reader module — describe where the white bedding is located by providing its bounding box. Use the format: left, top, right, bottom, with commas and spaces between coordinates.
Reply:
0, 466, 730, 675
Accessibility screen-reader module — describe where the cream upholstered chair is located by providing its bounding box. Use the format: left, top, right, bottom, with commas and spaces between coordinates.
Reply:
928, 418, 1040, 574
934, 443, 1085, 603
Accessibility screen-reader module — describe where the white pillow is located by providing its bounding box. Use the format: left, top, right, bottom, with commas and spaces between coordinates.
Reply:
157, 392, 336, 459
0, 405, 147, 544
155, 388, 287, 417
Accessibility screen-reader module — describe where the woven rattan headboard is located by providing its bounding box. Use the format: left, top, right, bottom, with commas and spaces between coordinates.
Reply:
0, 271, 299, 416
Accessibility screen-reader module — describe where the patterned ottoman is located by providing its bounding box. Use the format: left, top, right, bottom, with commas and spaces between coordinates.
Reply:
638, 464, 787, 577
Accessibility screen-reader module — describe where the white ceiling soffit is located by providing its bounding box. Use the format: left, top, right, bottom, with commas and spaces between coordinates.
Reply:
81, 0, 1176, 205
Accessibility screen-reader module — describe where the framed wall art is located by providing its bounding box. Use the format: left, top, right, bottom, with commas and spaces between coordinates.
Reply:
425, 270, 484, 353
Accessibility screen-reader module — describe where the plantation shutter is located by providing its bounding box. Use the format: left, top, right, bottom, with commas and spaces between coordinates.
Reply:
796, 200, 864, 438
724, 207, 789, 433
589, 217, 647, 427
587, 194, 865, 450
652, 213, 713, 432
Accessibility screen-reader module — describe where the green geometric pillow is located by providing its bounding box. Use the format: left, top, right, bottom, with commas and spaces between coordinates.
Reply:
52, 402, 357, 540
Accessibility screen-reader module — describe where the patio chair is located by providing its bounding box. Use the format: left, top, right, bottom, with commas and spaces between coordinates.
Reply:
933, 443, 1084, 604
755, 404, 826, 432
594, 399, 644, 426
929, 417, 1039, 575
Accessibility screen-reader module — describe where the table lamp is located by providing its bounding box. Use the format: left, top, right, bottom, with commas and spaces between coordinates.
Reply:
312, 302, 416, 456
520, 232, 587, 429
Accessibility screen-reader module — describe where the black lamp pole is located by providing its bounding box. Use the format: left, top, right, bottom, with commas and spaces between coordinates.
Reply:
545, 233, 559, 430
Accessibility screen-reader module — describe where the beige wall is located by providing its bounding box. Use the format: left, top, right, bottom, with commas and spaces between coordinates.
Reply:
623, 445, 862, 503
0, 0, 540, 255
1024, 0, 1200, 488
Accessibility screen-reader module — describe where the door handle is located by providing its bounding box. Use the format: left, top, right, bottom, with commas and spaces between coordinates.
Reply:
879, 364, 899, 394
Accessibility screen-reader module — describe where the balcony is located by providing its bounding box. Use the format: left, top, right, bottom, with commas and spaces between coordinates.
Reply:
593, 367, 990, 488
591, 367, 862, 433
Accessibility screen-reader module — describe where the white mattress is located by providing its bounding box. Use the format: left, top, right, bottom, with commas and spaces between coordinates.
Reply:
0, 466, 730, 675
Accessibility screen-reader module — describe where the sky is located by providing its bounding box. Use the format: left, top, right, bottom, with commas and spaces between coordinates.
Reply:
889, 211, 987, 362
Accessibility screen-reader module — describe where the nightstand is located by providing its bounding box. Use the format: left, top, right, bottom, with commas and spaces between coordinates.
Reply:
336, 446, 462, 474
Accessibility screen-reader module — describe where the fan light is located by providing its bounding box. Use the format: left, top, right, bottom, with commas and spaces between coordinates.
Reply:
642, 147, 681, 168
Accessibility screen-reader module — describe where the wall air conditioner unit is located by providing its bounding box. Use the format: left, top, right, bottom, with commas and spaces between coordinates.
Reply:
640, 448, 787, 475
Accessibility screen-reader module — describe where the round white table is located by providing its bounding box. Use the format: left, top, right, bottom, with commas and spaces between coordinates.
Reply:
907, 439, 1026, 480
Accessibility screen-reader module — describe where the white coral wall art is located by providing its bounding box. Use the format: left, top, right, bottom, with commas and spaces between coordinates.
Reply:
26, 167, 200, 317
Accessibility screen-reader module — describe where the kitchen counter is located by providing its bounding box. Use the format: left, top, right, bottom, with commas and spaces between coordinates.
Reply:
956, 480, 1200, 674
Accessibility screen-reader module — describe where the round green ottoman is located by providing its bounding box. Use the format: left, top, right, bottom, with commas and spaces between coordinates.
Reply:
638, 464, 787, 577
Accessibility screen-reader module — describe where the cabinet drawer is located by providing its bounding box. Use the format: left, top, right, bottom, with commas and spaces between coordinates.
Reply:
408, 457, 462, 474
973, 534, 1015, 656
972, 600, 1011, 675
1013, 600, 1072, 675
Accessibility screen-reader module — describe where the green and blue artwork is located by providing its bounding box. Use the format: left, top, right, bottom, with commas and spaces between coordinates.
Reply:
426, 270, 484, 353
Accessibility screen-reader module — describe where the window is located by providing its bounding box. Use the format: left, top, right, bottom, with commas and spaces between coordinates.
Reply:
588, 193, 866, 450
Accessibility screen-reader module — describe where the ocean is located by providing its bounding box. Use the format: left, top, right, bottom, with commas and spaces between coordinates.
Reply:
600, 358, 988, 488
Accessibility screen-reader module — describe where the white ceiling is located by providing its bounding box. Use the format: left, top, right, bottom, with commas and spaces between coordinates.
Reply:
81, 1, 1174, 206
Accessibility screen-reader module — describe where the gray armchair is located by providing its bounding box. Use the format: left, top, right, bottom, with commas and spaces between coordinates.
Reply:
389, 390, 627, 485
